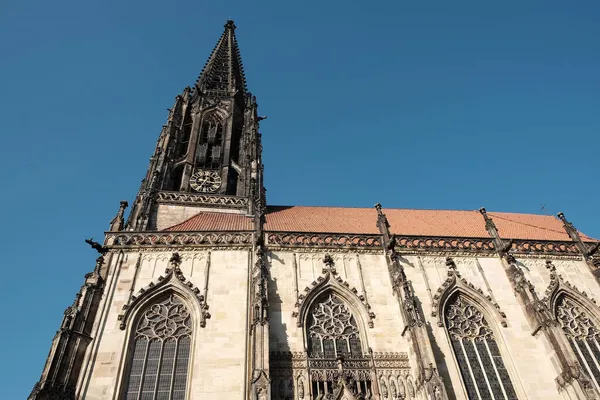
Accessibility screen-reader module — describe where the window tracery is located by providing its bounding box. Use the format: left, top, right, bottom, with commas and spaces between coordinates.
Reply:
307, 293, 362, 358
306, 292, 371, 398
557, 295, 600, 391
196, 113, 224, 169
124, 294, 192, 400
445, 293, 517, 400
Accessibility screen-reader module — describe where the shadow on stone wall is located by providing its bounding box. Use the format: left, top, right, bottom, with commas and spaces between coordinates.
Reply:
268, 273, 291, 353
414, 294, 457, 400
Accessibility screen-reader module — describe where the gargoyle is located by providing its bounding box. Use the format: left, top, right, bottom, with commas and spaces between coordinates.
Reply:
85, 238, 107, 255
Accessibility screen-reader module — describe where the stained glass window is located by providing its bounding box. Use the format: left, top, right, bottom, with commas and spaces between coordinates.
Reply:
306, 292, 372, 398
556, 295, 600, 393
307, 293, 362, 358
124, 294, 192, 400
444, 293, 517, 400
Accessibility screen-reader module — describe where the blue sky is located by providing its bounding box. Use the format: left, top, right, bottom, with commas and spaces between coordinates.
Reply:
1, 0, 599, 397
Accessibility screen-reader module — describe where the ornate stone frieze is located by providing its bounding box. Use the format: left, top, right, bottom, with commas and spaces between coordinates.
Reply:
395, 236, 495, 253
266, 231, 584, 256
267, 232, 382, 249
270, 352, 410, 389
396, 235, 583, 256
106, 231, 253, 247
118, 253, 211, 329
372, 352, 410, 369
156, 190, 248, 208
511, 240, 580, 255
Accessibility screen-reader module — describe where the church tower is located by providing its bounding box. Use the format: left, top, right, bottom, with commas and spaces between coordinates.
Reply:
127, 19, 265, 232
29, 20, 270, 400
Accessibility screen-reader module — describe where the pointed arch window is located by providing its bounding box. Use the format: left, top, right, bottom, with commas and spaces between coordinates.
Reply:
556, 295, 600, 392
123, 294, 192, 400
306, 292, 371, 397
307, 293, 363, 358
197, 113, 224, 169
444, 293, 517, 400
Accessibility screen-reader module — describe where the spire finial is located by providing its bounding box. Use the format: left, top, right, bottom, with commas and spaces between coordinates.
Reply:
195, 20, 247, 93
225, 20, 236, 30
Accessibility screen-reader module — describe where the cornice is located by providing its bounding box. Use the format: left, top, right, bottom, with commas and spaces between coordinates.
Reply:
266, 232, 382, 249
105, 231, 253, 248
104, 229, 591, 258
266, 231, 590, 257
156, 191, 249, 208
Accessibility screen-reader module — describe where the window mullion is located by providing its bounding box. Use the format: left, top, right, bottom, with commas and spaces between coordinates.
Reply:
573, 340, 600, 393
590, 337, 600, 387
152, 340, 165, 400
583, 339, 600, 391
483, 339, 508, 400
459, 339, 483, 400
169, 339, 180, 398
137, 339, 151, 400
472, 339, 496, 400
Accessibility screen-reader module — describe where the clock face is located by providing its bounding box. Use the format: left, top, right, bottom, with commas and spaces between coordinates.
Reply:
190, 170, 222, 193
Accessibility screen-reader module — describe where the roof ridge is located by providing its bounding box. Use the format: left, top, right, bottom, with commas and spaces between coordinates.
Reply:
266, 204, 546, 215
487, 212, 567, 235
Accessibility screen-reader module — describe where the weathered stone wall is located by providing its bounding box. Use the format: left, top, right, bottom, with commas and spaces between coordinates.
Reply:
268, 250, 600, 400
268, 252, 409, 354
78, 249, 251, 400
77, 244, 600, 400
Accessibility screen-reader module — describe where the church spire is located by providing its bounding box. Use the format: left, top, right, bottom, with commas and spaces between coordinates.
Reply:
195, 20, 247, 96
125, 20, 265, 231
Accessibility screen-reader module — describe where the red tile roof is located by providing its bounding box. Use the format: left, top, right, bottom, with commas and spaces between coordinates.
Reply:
165, 212, 253, 231
164, 205, 596, 242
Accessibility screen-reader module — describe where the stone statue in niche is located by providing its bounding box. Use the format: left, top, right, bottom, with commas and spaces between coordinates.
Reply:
256, 387, 267, 400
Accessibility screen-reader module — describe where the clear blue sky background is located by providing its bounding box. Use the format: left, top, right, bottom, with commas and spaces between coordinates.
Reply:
1, 0, 599, 397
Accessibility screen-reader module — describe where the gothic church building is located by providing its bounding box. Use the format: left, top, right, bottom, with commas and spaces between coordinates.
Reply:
30, 21, 600, 400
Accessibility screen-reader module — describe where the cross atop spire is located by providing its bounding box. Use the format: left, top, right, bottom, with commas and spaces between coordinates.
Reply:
195, 20, 247, 95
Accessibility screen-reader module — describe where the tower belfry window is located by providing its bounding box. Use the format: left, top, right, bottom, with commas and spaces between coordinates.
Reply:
556, 295, 600, 392
123, 294, 192, 400
196, 114, 224, 169
445, 293, 517, 400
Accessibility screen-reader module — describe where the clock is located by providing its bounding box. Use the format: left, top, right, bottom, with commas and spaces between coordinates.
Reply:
189, 170, 222, 193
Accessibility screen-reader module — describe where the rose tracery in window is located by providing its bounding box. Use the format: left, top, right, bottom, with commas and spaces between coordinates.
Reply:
557, 295, 600, 392
306, 293, 370, 398
308, 293, 362, 358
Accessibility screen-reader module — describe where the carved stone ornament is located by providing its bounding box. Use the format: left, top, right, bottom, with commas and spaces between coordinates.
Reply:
118, 253, 211, 329
431, 259, 507, 327
292, 254, 375, 328
106, 231, 252, 247
542, 260, 599, 317
267, 232, 382, 249
156, 190, 248, 208
266, 231, 583, 255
